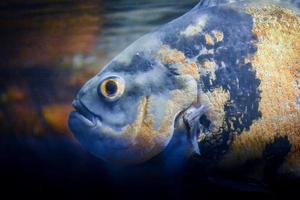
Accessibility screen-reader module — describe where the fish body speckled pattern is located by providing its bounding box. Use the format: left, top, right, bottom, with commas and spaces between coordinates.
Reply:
69, 0, 300, 179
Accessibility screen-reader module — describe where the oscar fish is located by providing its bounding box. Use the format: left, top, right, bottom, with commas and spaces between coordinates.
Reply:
68, 0, 300, 179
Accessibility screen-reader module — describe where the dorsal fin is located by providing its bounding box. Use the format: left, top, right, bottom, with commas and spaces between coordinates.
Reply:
192, 0, 300, 10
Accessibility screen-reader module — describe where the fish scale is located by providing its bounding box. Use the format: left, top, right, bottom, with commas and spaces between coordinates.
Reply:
69, 0, 300, 182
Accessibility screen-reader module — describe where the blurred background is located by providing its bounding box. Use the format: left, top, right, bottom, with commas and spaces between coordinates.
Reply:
0, 0, 198, 138
0, 0, 299, 198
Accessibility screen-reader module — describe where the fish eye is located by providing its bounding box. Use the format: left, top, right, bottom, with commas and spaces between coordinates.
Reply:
99, 76, 125, 101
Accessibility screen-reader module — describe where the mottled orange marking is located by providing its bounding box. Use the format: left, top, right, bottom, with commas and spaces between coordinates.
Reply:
222, 6, 300, 174
158, 45, 199, 80
120, 77, 197, 165
200, 60, 217, 81
212, 31, 224, 43
204, 33, 215, 45
199, 87, 230, 134
122, 97, 166, 164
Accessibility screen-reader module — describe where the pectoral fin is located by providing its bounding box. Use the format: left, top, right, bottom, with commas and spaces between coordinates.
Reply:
183, 104, 208, 155
190, 124, 201, 155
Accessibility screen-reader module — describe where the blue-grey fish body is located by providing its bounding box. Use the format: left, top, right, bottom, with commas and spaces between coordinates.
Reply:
69, 0, 300, 179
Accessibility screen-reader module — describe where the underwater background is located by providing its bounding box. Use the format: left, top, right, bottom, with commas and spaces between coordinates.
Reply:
1, 0, 300, 199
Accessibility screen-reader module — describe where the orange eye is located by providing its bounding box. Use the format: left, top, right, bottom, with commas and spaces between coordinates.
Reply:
99, 77, 125, 101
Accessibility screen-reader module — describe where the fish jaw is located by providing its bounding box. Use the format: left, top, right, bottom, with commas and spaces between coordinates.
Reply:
68, 99, 172, 165
68, 100, 134, 162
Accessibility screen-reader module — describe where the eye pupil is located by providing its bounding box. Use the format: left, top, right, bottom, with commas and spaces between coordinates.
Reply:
105, 80, 118, 96
99, 76, 125, 101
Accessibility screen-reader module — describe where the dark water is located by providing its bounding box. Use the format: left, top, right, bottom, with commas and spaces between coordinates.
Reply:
0, 0, 299, 199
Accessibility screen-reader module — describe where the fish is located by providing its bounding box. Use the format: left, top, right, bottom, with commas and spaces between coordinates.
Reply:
68, 0, 300, 180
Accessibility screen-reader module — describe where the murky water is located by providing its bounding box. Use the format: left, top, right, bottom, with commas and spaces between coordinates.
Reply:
0, 0, 207, 197
1, 1, 300, 198
0, 0, 198, 137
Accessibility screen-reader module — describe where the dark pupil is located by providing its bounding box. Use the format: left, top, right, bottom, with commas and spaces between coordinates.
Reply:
105, 80, 118, 96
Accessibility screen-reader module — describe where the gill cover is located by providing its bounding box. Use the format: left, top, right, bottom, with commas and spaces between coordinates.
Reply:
69, 30, 199, 165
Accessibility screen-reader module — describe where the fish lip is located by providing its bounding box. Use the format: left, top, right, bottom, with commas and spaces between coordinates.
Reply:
69, 111, 131, 152
72, 99, 98, 127
72, 99, 124, 133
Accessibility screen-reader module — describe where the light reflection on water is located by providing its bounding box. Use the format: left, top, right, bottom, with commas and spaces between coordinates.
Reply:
0, 0, 198, 137
97, 0, 198, 65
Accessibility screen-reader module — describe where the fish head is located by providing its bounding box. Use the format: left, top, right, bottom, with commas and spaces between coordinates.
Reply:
68, 33, 198, 165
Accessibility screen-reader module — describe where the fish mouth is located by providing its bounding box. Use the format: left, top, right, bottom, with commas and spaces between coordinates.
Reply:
71, 99, 125, 133
72, 99, 99, 127
69, 99, 132, 153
